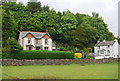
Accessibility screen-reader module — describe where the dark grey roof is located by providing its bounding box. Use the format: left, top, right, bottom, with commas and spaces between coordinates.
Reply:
95, 41, 115, 46
19, 31, 50, 39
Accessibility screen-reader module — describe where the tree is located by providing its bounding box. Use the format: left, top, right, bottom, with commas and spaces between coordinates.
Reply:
6, 37, 23, 53
90, 12, 115, 41
27, 2, 42, 14
71, 26, 97, 50
60, 12, 77, 32
2, 10, 17, 47
42, 5, 50, 12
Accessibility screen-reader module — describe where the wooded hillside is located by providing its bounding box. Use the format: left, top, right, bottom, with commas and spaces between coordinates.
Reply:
2, 1, 115, 51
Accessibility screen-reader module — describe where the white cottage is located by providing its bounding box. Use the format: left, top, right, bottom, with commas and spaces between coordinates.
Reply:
18, 30, 56, 51
94, 40, 119, 58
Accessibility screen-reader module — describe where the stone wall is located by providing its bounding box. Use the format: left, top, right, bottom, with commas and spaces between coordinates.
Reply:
2, 58, 118, 66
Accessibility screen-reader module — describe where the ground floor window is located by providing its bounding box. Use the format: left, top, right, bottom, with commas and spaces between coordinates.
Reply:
100, 50, 104, 54
44, 47, 49, 50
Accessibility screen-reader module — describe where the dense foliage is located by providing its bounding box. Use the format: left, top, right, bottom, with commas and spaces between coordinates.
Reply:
2, 1, 115, 51
2, 50, 74, 59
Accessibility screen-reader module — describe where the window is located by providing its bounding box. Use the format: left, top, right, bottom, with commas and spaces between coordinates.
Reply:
108, 50, 110, 54
28, 38, 31, 43
100, 50, 104, 54
45, 39, 48, 45
107, 45, 110, 48
44, 47, 49, 50
98, 50, 99, 54
98, 46, 100, 49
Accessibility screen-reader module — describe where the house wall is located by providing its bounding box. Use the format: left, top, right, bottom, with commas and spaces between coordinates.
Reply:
94, 40, 119, 58
22, 37, 35, 50
19, 37, 52, 51
18, 32, 53, 51
41, 38, 52, 51
113, 40, 119, 58
94, 45, 113, 58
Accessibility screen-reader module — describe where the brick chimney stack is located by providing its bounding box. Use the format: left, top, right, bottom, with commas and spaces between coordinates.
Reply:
46, 29, 48, 33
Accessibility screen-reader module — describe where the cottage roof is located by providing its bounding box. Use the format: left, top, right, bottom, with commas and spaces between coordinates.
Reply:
95, 41, 115, 46
19, 31, 51, 39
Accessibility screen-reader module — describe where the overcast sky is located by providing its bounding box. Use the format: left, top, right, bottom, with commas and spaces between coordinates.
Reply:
17, 0, 119, 37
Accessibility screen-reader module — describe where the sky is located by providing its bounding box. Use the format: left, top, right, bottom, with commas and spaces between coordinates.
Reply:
17, 0, 119, 37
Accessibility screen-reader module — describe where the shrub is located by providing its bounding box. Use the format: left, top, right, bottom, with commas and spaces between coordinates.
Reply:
85, 56, 94, 59
6, 37, 23, 53
84, 48, 93, 55
8, 50, 74, 59
74, 53, 82, 59
2, 48, 11, 59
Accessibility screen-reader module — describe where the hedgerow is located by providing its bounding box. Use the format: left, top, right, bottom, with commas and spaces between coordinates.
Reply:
3, 50, 74, 59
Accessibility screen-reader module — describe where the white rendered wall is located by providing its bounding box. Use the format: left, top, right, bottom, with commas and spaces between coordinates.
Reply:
113, 40, 119, 58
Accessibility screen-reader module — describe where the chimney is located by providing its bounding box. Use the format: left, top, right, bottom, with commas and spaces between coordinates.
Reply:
20, 27, 23, 31
97, 41, 100, 43
46, 29, 48, 33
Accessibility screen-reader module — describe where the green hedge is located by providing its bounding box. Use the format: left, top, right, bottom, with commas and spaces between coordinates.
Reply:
3, 50, 74, 59
85, 56, 94, 59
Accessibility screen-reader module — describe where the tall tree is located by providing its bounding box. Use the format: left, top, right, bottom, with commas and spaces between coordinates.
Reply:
2, 10, 17, 47
90, 12, 115, 41
27, 1, 42, 14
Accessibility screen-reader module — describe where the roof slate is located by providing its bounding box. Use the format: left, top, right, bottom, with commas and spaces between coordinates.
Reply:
95, 41, 115, 46
19, 31, 50, 39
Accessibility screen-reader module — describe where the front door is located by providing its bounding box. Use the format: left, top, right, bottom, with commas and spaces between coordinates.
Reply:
29, 47, 32, 50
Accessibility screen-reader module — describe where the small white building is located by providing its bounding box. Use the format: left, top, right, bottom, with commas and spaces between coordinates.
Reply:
94, 40, 119, 58
18, 31, 56, 51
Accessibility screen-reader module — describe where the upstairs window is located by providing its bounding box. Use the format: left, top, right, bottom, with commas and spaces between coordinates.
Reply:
100, 50, 104, 54
28, 38, 31, 43
108, 50, 110, 54
107, 45, 110, 48
98, 46, 100, 49
45, 39, 48, 45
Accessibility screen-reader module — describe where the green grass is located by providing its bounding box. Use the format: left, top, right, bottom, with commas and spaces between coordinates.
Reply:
2, 63, 118, 79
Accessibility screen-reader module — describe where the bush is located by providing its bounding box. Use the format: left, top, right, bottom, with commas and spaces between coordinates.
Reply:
8, 50, 74, 59
6, 37, 23, 53
74, 53, 82, 59
2, 48, 11, 59
85, 56, 94, 59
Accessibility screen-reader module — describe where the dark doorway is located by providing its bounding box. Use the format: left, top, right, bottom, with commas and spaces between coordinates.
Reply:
29, 47, 32, 50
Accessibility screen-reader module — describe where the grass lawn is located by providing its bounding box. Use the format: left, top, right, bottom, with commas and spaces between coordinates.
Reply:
2, 63, 118, 79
